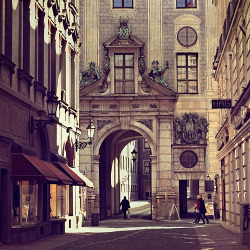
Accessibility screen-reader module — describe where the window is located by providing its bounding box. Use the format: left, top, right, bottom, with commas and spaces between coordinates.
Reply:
144, 161, 151, 174
177, 27, 197, 47
177, 54, 198, 93
115, 54, 134, 94
113, 0, 133, 8
176, 0, 196, 8
38, 9, 44, 85
12, 181, 36, 226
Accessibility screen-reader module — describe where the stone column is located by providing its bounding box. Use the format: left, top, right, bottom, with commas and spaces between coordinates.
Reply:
92, 155, 100, 213
151, 155, 158, 220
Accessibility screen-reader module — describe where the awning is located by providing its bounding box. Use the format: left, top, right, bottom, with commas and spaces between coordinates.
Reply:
53, 162, 93, 187
12, 154, 73, 185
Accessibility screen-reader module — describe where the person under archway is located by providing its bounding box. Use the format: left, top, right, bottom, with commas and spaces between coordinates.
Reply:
120, 196, 130, 219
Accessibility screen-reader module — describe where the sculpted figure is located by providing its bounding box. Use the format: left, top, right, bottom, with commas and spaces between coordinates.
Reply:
148, 61, 169, 86
80, 62, 100, 88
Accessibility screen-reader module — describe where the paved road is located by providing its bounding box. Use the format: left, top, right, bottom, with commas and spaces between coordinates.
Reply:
2, 201, 249, 250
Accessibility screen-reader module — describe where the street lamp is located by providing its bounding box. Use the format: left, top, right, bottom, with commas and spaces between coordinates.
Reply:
75, 119, 95, 152
30, 90, 59, 133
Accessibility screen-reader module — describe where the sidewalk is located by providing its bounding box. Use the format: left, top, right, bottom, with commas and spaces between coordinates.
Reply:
1, 201, 248, 250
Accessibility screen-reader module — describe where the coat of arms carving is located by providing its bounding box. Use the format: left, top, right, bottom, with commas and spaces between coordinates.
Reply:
173, 113, 209, 144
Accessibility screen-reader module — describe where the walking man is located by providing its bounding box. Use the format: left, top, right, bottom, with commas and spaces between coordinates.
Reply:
120, 196, 130, 219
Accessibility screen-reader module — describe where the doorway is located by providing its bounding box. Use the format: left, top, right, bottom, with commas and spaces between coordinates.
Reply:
179, 180, 199, 215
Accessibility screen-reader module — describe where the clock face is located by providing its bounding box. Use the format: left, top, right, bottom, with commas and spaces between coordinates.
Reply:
180, 150, 198, 168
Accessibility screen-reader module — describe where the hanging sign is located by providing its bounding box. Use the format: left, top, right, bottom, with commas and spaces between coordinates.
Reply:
212, 99, 232, 109
81, 187, 87, 217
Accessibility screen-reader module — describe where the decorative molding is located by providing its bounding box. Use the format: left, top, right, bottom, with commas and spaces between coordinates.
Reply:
109, 104, 117, 109
92, 104, 100, 109
137, 119, 153, 131
150, 104, 157, 108
132, 104, 140, 109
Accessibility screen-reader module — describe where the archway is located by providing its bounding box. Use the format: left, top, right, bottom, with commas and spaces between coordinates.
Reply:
98, 129, 153, 220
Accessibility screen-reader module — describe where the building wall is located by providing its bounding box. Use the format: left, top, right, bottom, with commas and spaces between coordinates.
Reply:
0, 0, 82, 243
212, 0, 250, 236
79, 0, 220, 219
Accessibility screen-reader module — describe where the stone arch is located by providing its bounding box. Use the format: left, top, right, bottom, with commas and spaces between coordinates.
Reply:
93, 124, 156, 156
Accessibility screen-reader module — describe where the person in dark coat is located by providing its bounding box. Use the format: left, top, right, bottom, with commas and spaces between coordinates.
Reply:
120, 196, 130, 219
196, 195, 209, 224
193, 195, 202, 224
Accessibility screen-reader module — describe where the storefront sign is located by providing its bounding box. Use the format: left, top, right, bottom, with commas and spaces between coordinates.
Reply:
212, 99, 232, 109
81, 187, 87, 217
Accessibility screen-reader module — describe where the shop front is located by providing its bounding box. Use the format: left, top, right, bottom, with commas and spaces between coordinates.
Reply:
11, 154, 91, 243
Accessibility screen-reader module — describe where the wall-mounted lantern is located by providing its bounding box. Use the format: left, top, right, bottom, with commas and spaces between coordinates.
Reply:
30, 91, 59, 133
75, 119, 95, 152
131, 148, 137, 162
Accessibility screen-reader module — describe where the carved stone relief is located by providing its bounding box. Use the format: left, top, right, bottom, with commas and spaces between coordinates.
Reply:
97, 120, 113, 131
173, 113, 208, 144
137, 119, 153, 131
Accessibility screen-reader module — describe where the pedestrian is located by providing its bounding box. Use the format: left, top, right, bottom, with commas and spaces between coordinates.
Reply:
199, 196, 209, 224
120, 196, 130, 219
195, 195, 209, 224
193, 195, 201, 224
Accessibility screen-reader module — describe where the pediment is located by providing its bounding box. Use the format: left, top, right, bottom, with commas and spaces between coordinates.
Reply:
79, 75, 178, 100
104, 34, 144, 48
142, 76, 178, 98
79, 77, 106, 97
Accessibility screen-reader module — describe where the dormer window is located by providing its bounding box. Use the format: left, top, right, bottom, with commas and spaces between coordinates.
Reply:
115, 54, 134, 94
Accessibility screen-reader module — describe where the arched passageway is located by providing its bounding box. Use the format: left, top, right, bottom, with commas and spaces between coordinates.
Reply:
98, 129, 152, 220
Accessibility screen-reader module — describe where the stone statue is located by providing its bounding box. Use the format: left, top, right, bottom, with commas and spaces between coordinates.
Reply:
80, 62, 100, 88
138, 51, 146, 75
116, 16, 131, 39
148, 61, 169, 86
103, 49, 110, 76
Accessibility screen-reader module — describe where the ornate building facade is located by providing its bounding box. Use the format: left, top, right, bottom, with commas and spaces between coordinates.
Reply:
211, 0, 250, 242
0, 0, 92, 244
78, 0, 220, 220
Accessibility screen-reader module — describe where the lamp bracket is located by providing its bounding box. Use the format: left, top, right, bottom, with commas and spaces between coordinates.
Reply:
30, 115, 55, 134
75, 139, 92, 152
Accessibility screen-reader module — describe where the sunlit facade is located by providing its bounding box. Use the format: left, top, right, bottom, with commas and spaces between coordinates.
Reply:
0, 0, 92, 244
211, 0, 250, 237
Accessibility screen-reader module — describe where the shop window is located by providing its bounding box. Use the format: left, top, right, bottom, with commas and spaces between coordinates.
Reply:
177, 53, 198, 94
50, 184, 67, 218
12, 181, 36, 226
114, 54, 134, 94
113, 0, 133, 8
176, 0, 196, 8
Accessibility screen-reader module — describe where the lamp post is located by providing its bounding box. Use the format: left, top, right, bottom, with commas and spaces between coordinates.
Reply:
30, 90, 59, 133
75, 119, 95, 151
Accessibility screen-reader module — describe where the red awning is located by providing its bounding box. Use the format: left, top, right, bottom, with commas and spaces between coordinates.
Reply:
53, 162, 93, 187
12, 154, 73, 185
